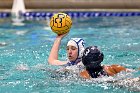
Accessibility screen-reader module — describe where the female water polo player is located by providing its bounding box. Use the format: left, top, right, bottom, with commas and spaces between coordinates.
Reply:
48, 33, 85, 71
80, 46, 130, 79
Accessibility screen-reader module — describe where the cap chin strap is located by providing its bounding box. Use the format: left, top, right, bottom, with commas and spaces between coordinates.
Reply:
67, 58, 81, 66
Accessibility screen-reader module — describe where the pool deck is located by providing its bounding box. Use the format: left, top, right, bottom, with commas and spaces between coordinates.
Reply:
0, 0, 140, 10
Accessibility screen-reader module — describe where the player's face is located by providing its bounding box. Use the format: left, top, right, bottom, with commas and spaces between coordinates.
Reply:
67, 45, 78, 61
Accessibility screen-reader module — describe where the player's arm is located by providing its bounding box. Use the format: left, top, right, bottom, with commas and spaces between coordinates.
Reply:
111, 64, 127, 72
48, 34, 68, 65
104, 65, 127, 76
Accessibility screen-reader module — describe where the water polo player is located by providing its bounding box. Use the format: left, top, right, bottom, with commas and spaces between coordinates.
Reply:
48, 34, 85, 71
80, 46, 128, 79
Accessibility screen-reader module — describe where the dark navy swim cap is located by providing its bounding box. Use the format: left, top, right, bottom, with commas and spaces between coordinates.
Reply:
82, 46, 104, 69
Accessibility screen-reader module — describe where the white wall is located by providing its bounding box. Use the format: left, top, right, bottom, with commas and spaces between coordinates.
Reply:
0, 0, 140, 9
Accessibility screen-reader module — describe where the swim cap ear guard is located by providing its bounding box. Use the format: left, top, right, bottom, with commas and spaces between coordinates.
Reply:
67, 38, 85, 59
82, 46, 104, 69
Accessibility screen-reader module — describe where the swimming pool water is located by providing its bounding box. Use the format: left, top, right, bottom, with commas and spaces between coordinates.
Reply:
0, 17, 140, 93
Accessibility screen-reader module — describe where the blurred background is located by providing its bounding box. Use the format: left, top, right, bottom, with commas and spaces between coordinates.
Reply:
1, 0, 140, 10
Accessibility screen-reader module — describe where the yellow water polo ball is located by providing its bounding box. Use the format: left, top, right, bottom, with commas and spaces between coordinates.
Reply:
50, 13, 72, 35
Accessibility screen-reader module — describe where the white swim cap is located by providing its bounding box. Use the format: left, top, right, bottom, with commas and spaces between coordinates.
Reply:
67, 38, 85, 59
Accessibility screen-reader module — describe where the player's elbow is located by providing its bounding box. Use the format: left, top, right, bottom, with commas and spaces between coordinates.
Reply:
48, 58, 54, 65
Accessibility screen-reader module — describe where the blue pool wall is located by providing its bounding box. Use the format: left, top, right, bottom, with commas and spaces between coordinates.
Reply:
1, 11, 140, 20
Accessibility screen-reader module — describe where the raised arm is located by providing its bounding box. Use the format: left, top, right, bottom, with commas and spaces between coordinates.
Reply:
48, 34, 68, 65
